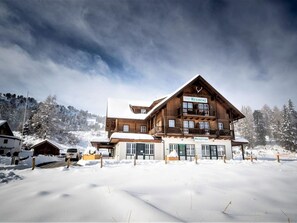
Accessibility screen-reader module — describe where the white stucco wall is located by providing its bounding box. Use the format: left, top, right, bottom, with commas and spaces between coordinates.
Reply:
162, 137, 233, 159
113, 138, 233, 160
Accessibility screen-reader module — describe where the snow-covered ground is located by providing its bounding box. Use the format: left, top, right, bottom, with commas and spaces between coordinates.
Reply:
1, 157, 297, 222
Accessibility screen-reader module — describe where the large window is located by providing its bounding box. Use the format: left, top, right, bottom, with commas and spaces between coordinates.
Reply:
186, 144, 195, 156
145, 144, 154, 155
184, 120, 195, 128
217, 145, 226, 156
202, 145, 225, 159
183, 102, 193, 113
198, 103, 209, 115
126, 143, 136, 155
183, 120, 194, 134
123, 124, 129, 132
169, 144, 178, 153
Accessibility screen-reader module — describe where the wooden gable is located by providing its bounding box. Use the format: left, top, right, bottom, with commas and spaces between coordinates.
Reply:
0, 121, 14, 136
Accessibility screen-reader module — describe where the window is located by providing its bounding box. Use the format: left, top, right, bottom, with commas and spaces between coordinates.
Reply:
217, 145, 225, 156
199, 122, 209, 129
198, 103, 209, 115
123, 125, 129, 132
140, 125, 147, 133
218, 122, 224, 130
169, 119, 175, 128
169, 144, 178, 153
186, 144, 195, 156
141, 109, 147, 114
145, 144, 154, 155
4, 139, 8, 144
126, 143, 136, 155
202, 145, 210, 157
183, 102, 193, 113
183, 120, 194, 134
183, 120, 194, 128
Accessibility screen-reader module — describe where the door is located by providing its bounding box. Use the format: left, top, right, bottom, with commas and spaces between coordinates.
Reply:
210, 145, 218, 159
136, 143, 145, 160
178, 144, 186, 160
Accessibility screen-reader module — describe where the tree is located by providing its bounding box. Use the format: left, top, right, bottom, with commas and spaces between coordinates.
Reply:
235, 106, 255, 147
253, 110, 266, 146
280, 100, 297, 151
270, 106, 282, 144
30, 95, 64, 140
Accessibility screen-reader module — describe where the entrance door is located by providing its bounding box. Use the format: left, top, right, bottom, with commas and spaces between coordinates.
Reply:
210, 145, 218, 159
178, 144, 186, 160
136, 143, 145, 160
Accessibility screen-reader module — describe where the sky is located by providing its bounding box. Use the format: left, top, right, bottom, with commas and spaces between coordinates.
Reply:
0, 0, 297, 115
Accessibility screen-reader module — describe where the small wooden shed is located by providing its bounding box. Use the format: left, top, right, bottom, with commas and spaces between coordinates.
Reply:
31, 140, 60, 156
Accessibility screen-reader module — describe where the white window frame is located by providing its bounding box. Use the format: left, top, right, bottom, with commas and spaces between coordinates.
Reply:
183, 120, 194, 128
169, 119, 175, 128
123, 124, 129, 132
218, 122, 224, 130
126, 143, 136, 155
145, 144, 154, 155
140, 125, 147, 133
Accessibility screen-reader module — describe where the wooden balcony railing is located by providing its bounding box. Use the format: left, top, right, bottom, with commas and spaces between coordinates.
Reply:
177, 108, 216, 117
149, 126, 233, 137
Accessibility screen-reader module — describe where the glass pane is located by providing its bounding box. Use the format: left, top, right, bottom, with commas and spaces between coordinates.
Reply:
189, 121, 194, 128
183, 121, 189, 128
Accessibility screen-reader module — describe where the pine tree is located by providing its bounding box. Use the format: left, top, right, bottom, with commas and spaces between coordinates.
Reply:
253, 110, 266, 146
235, 106, 255, 147
261, 104, 273, 142
280, 100, 297, 151
270, 106, 282, 144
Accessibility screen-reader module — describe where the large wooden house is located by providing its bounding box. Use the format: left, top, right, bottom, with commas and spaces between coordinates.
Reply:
92, 75, 245, 160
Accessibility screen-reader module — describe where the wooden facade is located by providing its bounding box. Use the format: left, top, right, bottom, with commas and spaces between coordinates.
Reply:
106, 75, 244, 140
97, 75, 245, 160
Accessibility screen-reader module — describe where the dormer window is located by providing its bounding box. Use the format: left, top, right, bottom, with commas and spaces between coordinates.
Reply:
141, 108, 147, 114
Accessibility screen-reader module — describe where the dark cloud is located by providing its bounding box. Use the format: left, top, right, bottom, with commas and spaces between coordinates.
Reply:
0, 0, 296, 113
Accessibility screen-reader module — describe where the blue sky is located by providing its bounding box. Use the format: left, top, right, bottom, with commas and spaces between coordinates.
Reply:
0, 0, 297, 115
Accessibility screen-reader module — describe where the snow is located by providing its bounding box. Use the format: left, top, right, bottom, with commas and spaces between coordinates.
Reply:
1, 157, 297, 222
110, 132, 155, 140
0, 120, 6, 126
107, 98, 149, 119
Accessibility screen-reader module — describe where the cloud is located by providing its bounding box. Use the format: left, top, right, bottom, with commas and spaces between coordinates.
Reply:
0, 0, 297, 114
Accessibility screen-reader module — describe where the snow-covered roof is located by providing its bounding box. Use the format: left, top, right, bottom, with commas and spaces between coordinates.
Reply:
107, 74, 244, 121
110, 132, 154, 140
0, 120, 7, 126
31, 139, 63, 150
107, 76, 200, 120
107, 98, 150, 120
232, 137, 249, 144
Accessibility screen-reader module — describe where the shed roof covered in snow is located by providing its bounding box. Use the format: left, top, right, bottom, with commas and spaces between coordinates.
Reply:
0, 120, 14, 136
31, 139, 61, 156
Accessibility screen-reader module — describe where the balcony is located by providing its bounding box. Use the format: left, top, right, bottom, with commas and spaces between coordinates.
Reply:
150, 126, 233, 138
177, 108, 216, 119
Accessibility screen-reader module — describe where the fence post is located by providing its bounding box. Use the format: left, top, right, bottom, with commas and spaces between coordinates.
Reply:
67, 157, 70, 168
100, 155, 103, 168
134, 154, 136, 166
195, 155, 198, 164
223, 155, 226, 163
276, 154, 280, 163
165, 155, 168, 164
251, 155, 253, 163
32, 157, 35, 170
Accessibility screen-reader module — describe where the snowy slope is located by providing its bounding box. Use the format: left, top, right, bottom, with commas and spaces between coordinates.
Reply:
0, 159, 297, 222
